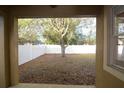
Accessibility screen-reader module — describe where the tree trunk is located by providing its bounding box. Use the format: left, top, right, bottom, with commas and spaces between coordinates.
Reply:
121, 42, 124, 61
61, 45, 65, 57
60, 39, 66, 57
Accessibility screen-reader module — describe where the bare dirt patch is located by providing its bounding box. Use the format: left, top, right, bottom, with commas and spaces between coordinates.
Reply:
19, 54, 95, 85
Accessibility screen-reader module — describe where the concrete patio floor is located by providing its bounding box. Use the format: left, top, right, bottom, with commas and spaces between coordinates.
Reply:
10, 83, 95, 88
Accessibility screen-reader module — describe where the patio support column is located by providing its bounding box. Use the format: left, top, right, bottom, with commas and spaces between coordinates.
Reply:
10, 16, 19, 86
0, 16, 6, 87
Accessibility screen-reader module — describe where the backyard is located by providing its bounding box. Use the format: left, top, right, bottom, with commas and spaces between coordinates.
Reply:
19, 54, 95, 85
18, 18, 96, 85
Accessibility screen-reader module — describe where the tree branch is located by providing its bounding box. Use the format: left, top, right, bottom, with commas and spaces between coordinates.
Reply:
61, 24, 69, 38
66, 32, 73, 46
48, 19, 60, 33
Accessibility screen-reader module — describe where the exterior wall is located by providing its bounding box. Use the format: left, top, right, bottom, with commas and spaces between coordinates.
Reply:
96, 6, 124, 88
103, 6, 124, 82
0, 6, 10, 88
0, 16, 6, 88
9, 17, 19, 86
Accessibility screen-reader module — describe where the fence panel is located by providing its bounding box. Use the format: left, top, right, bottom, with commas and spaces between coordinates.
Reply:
18, 44, 96, 65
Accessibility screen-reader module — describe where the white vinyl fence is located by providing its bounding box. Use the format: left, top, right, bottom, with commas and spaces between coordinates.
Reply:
18, 44, 96, 65
45, 45, 96, 54
18, 43, 46, 65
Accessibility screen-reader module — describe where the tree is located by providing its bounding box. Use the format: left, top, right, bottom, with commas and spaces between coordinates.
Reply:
76, 18, 96, 45
18, 18, 43, 45
42, 18, 80, 57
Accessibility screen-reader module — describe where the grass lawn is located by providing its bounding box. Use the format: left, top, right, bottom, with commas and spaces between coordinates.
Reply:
19, 54, 95, 85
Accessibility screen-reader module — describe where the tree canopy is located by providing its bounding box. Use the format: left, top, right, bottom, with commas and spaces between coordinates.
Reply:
18, 18, 43, 44
42, 18, 80, 45
18, 18, 96, 45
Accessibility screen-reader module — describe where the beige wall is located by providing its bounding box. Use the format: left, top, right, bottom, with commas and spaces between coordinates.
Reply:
0, 6, 10, 88
9, 16, 19, 86
96, 6, 124, 88
0, 14, 6, 88
0, 5, 124, 87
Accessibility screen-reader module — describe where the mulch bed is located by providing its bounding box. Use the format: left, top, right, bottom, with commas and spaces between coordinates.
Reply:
19, 54, 96, 85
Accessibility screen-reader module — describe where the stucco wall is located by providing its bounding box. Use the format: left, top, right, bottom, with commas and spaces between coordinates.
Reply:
0, 16, 6, 87
96, 6, 124, 88
0, 6, 10, 88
